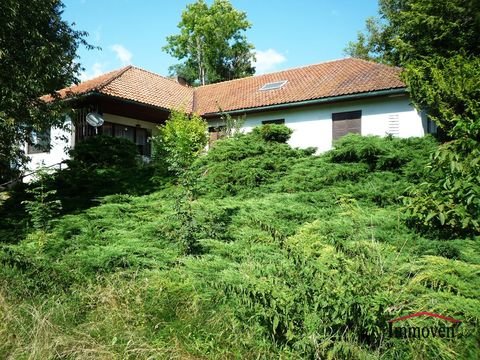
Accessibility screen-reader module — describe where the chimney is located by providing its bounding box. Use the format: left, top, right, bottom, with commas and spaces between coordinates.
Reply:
175, 76, 188, 86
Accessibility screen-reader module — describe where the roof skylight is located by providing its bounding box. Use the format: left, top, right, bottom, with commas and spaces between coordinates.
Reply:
259, 80, 288, 91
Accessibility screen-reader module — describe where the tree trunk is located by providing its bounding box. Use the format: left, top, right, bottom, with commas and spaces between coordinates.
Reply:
196, 37, 205, 85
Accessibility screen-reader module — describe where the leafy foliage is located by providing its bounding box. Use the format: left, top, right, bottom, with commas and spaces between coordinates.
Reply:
405, 138, 480, 237
404, 55, 480, 139
0, 0, 91, 182
345, 0, 480, 65
53, 136, 155, 212
1, 135, 479, 359
21, 167, 61, 232
330, 134, 437, 171
163, 0, 255, 85
153, 110, 208, 254
252, 124, 293, 143
68, 135, 139, 168
153, 110, 208, 176
218, 110, 245, 138
347, 0, 480, 236
192, 127, 309, 197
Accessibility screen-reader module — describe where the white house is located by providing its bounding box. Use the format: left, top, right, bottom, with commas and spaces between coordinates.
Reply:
27, 58, 435, 174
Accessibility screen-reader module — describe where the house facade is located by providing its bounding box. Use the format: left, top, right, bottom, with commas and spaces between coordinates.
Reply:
205, 95, 427, 153
27, 58, 434, 174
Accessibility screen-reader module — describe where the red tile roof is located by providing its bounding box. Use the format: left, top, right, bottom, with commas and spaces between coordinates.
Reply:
194, 58, 405, 115
47, 65, 194, 112
51, 58, 405, 117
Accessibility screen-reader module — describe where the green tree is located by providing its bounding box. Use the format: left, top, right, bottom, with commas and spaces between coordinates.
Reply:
163, 0, 255, 85
153, 110, 208, 254
345, 0, 480, 66
344, 17, 387, 62
0, 0, 90, 183
347, 0, 480, 235
404, 55, 480, 138
22, 166, 62, 232
153, 110, 208, 176
347, 0, 480, 139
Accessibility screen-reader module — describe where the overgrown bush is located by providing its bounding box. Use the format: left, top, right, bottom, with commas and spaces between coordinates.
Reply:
53, 135, 155, 212
192, 128, 309, 197
329, 134, 437, 172
152, 110, 207, 176
252, 124, 293, 143
1, 133, 479, 359
403, 55, 480, 236
22, 167, 61, 232
152, 110, 208, 254
67, 135, 139, 168
405, 138, 480, 237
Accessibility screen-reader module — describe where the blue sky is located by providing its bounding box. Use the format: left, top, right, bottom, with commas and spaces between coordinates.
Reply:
62, 0, 379, 81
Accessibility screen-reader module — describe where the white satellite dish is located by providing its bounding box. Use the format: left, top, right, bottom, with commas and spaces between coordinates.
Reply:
85, 112, 104, 128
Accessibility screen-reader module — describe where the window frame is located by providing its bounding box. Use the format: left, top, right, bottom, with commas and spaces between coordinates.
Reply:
259, 80, 288, 91
261, 119, 285, 125
100, 121, 152, 156
27, 128, 51, 154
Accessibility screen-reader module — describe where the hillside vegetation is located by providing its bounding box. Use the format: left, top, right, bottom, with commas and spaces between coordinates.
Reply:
1, 131, 479, 359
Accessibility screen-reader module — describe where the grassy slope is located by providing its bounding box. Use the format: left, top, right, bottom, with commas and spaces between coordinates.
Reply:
1, 134, 479, 359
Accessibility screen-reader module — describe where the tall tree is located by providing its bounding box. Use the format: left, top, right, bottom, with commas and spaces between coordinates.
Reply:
345, 0, 480, 66
346, 0, 480, 235
345, 0, 480, 137
163, 0, 255, 85
0, 0, 90, 183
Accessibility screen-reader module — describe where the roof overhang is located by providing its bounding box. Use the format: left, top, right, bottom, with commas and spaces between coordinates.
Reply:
66, 91, 171, 124
65, 91, 170, 112
201, 87, 407, 118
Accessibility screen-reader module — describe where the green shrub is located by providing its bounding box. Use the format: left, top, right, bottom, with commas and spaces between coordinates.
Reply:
152, 111, 208, 254
330, 134, 387, 166
405, 138, 480, 237
192, 131, 309, 197
46, 136, 156, 212
22, 167, 61, 232
329, 134, 437, 173
415, 241, 461, 259
252, 124, 293, 143
152, 110, 207, 176
68, 135, 139, 168
2, 131, 479, 359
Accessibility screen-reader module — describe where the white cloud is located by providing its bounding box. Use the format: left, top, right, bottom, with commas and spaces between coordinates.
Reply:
79, 62, 106, 81
254, 49, 287, 74
111, 44, 133, 65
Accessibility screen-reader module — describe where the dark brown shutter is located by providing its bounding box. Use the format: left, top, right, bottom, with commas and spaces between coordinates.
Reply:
208, 127, 219, 147
262, 119, 285, 125
332, 110, 362, 140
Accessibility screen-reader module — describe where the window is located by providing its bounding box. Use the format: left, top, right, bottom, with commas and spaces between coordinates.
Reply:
114, 124, 135, 142
100, 122, 151, 156
27, 129, 51, 154
332, 110, 362, 140
421, 109, 437, 135
262, 119, 285, 125
134, 127, 149, 156
259, 80, 288, 91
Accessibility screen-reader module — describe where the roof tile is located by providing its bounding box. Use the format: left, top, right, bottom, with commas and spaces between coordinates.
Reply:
194, 58, 405, 115
50, 58, 405, 117
49, 65, 194, 112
